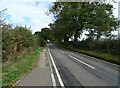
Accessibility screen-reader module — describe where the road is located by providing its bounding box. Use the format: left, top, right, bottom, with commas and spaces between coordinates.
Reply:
47, 44, 119, 87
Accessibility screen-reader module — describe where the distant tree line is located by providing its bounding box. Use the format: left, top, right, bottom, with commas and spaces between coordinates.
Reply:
34, 27, 53, 44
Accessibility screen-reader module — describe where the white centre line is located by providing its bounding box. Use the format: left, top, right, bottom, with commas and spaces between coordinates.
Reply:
59, 50, 65, 53
48, 48, 65, 87
69, 55, 95, 70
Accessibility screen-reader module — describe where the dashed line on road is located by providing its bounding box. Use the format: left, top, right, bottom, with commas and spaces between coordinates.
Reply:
59, 50, 65, 53
48, 48, 65, 87
69, 55, 95, 70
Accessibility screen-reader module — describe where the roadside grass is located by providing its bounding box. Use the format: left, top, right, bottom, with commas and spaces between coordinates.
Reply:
57, 44, 119, 65
0, 66, 2, 88
70, 48, 120, 65
2, 48, 41, 86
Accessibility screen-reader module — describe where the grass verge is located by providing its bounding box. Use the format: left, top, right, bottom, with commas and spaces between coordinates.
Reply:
0, 66, 2, 88
2, 48, 41, 86
57, 44, 120, 65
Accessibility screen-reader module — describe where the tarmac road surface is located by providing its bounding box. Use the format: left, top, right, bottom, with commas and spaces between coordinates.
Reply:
48, 44, 119, 87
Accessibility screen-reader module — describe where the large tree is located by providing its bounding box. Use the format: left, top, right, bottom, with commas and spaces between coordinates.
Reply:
49, 2, 118, 42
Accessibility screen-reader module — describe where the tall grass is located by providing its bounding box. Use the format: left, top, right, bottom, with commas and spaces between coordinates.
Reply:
57, 44, 120, 65
71, 48, 119, 65
2, 48, 41, 86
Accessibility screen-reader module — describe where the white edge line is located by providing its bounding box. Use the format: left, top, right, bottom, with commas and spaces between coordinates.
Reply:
59, 50, 65, 53
48, 48, 65, 87
69, 55, 95, 70
13, 80, 20, 86
47, 49, 57, 87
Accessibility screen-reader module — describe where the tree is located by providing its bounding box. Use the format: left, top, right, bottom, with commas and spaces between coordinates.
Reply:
41, 27, 53, 42
49, 2, 118, 43
85, 3, 118, 40
2, 24, 39, 62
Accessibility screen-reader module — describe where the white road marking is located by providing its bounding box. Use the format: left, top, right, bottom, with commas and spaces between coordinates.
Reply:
13, 80, 20, 86
69, 55, 95, 70
48, 48, 65, 87
59, 50, 65, 53
48, 50, 57, 87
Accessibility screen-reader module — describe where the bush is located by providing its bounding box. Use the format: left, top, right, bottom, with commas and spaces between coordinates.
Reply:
59, 40, 120, 56
39, 38, 46, 47
2, 24, 41, 63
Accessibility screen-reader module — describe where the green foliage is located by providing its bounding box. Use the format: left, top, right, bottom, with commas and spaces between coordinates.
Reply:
2, 24, 41, 62
14, 26, 33, 48
49, 2, 119, 61
39, 37, 46, 47
34, 27, 53, 47
72, 48, 119, 65
49, 2, 118, 42
34, 31, 46, 47
41, 27, 53, 41
2, 48, 41, 86
57, 43, 119, 65
60, 40, 120, 56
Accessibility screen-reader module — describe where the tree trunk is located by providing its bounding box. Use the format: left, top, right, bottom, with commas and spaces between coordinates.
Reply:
74, 32, 78, 42
64, 37, 69, 42
64, 34, 69, 42
96, 31, 101, 40
74, 25, 83, 42
107, 41, 110, 54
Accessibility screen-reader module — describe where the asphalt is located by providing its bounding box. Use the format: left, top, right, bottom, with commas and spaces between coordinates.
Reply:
16, 49, 52, 86
48, 44, 119, 87
15, 44, 119, 87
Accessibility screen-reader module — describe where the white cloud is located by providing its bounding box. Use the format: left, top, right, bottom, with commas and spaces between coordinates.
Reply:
0, 0, 56, 2
0, 1, 54, 33
110, 0, 120, 18
0, 0, 119, 34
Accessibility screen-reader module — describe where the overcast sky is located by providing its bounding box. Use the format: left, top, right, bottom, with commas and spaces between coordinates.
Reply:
0, 0, 120, 33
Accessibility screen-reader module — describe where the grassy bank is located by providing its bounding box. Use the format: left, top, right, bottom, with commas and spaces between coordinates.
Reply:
57, 44, 120, 65
2, 48, 41, 86
0, 66, 2, 88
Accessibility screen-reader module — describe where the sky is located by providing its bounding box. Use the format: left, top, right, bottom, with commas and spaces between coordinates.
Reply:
0, 0, 55, 33
0, 0, 120, 34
